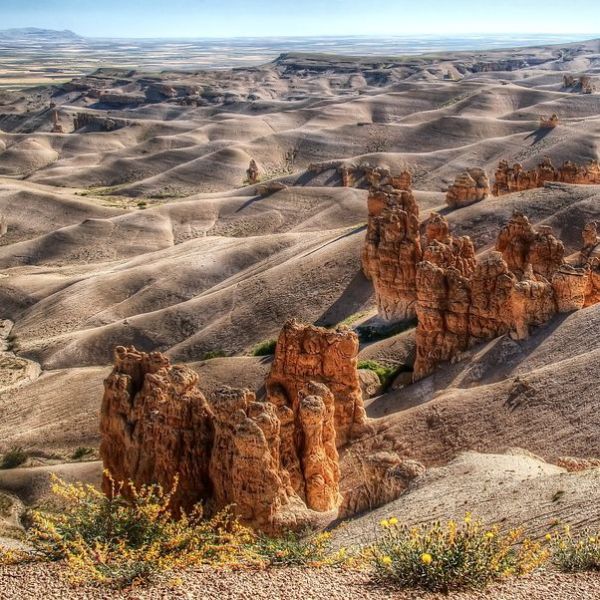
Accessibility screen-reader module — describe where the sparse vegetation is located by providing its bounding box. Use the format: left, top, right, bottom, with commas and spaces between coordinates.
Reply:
252, 529, 345, 567
137, 201, 147, 209
251, 339, 277, 356
202, 350, 227, 360
356, 318, 417, 343
71, 447, 94, 461
28, 475, 256, 587
0, 447, 28, 469
24, 475, 352, 588
551, 526, 600, 572
357, 360, 400, 389
369, 514, 548, 593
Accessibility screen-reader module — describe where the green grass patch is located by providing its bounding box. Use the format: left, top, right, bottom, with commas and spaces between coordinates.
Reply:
251, 339, 277, 357
357, 360, 402, 389
202, 350, 227, 361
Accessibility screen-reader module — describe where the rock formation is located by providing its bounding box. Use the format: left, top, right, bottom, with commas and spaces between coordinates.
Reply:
100, 346, 214, 515
539, 113, 559, 129
246, 159, 259, 184
0, 215, 7, 237
362, 184, 422, 320
496, 212, 564, 277
414, 261, 471, 379
580, 221, 600, 262
552, 265, 589, 312
50, 109, 64, 133
493, 158, 600, 195
265, 319, 367, 447
446, 168, 490, 208
100, 343, 345, 531
511, 265, 555, 340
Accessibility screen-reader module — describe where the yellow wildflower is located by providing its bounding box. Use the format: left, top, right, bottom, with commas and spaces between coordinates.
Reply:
421, 553, 433, 565
379, 519, 390, 528
485, 532, 495, 539
381, 555, 392, 566
388, 517, 398, 526
589, 537, 596, 543
545, 534, 552, 541
464, 513, 472, 524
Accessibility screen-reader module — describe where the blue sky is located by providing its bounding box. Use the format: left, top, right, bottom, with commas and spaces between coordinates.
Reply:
2, 0, 600, 38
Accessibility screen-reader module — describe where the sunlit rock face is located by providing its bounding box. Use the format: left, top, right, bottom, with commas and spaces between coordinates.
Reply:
446, 168, 490, 209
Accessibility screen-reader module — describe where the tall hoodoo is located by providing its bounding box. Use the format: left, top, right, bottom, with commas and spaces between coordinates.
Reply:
362, 182, 422, 321
265, 319, 367, 447
446, 168, 490, 209
100, 340, 345, 531
100, 346, 214, 514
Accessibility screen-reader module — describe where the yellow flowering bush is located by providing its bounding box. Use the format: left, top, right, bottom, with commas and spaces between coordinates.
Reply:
369, 514, 548, 593
27, 474, 256, 588
551, 526, 600, 572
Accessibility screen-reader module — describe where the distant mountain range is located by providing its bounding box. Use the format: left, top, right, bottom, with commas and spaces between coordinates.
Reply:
0, 28, 83, 42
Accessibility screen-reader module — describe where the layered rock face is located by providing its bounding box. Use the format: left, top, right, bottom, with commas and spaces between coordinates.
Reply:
266, 319, 367, 447
552, 265, 589, 312
496, 212, 564, 277
410, 214, 600, 379
100, 346, 214, 514
362, 184, 422, 321
446, 168, 490, 208
101, 342, 346, 531
493, 158, 600, 195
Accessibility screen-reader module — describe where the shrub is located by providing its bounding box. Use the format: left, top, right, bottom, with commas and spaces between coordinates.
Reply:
369, 514, 548, 593
252, 530, 345, 567
28, 474, 256, 588
357, 360, 400, 389
0, 447, 28, 469
551, 526, 600, 572
71, 447, 94, 461
202, 350, 227, 361
251, 339, 277, 356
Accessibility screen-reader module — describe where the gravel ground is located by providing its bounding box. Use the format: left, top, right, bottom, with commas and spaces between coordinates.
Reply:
2, 563, 600, 600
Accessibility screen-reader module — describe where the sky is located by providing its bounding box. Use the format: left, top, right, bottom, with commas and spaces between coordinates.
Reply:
1, 0, 600, 39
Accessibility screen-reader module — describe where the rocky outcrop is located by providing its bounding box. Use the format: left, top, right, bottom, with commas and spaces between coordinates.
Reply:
493, 158, 600, 195
581, 221, 600, 262
246, 159, 259, 184
511, 265, 555, 340
585, 259, 600, 306
552, 265, 589, 312
100, 346, 214, 515
414, 261, 471, 380
50, 109, 63, 133
446, 168, 490, 208
539, 113, 559, 129
266, 320, 368, 447
467, 251, 516, 342
496, 212, 564, 277
73, 112, 126, 132
100, 344, 344, 531
362, 185, 422, 321
422, 213, 476, 277
339, 452, 424, 518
